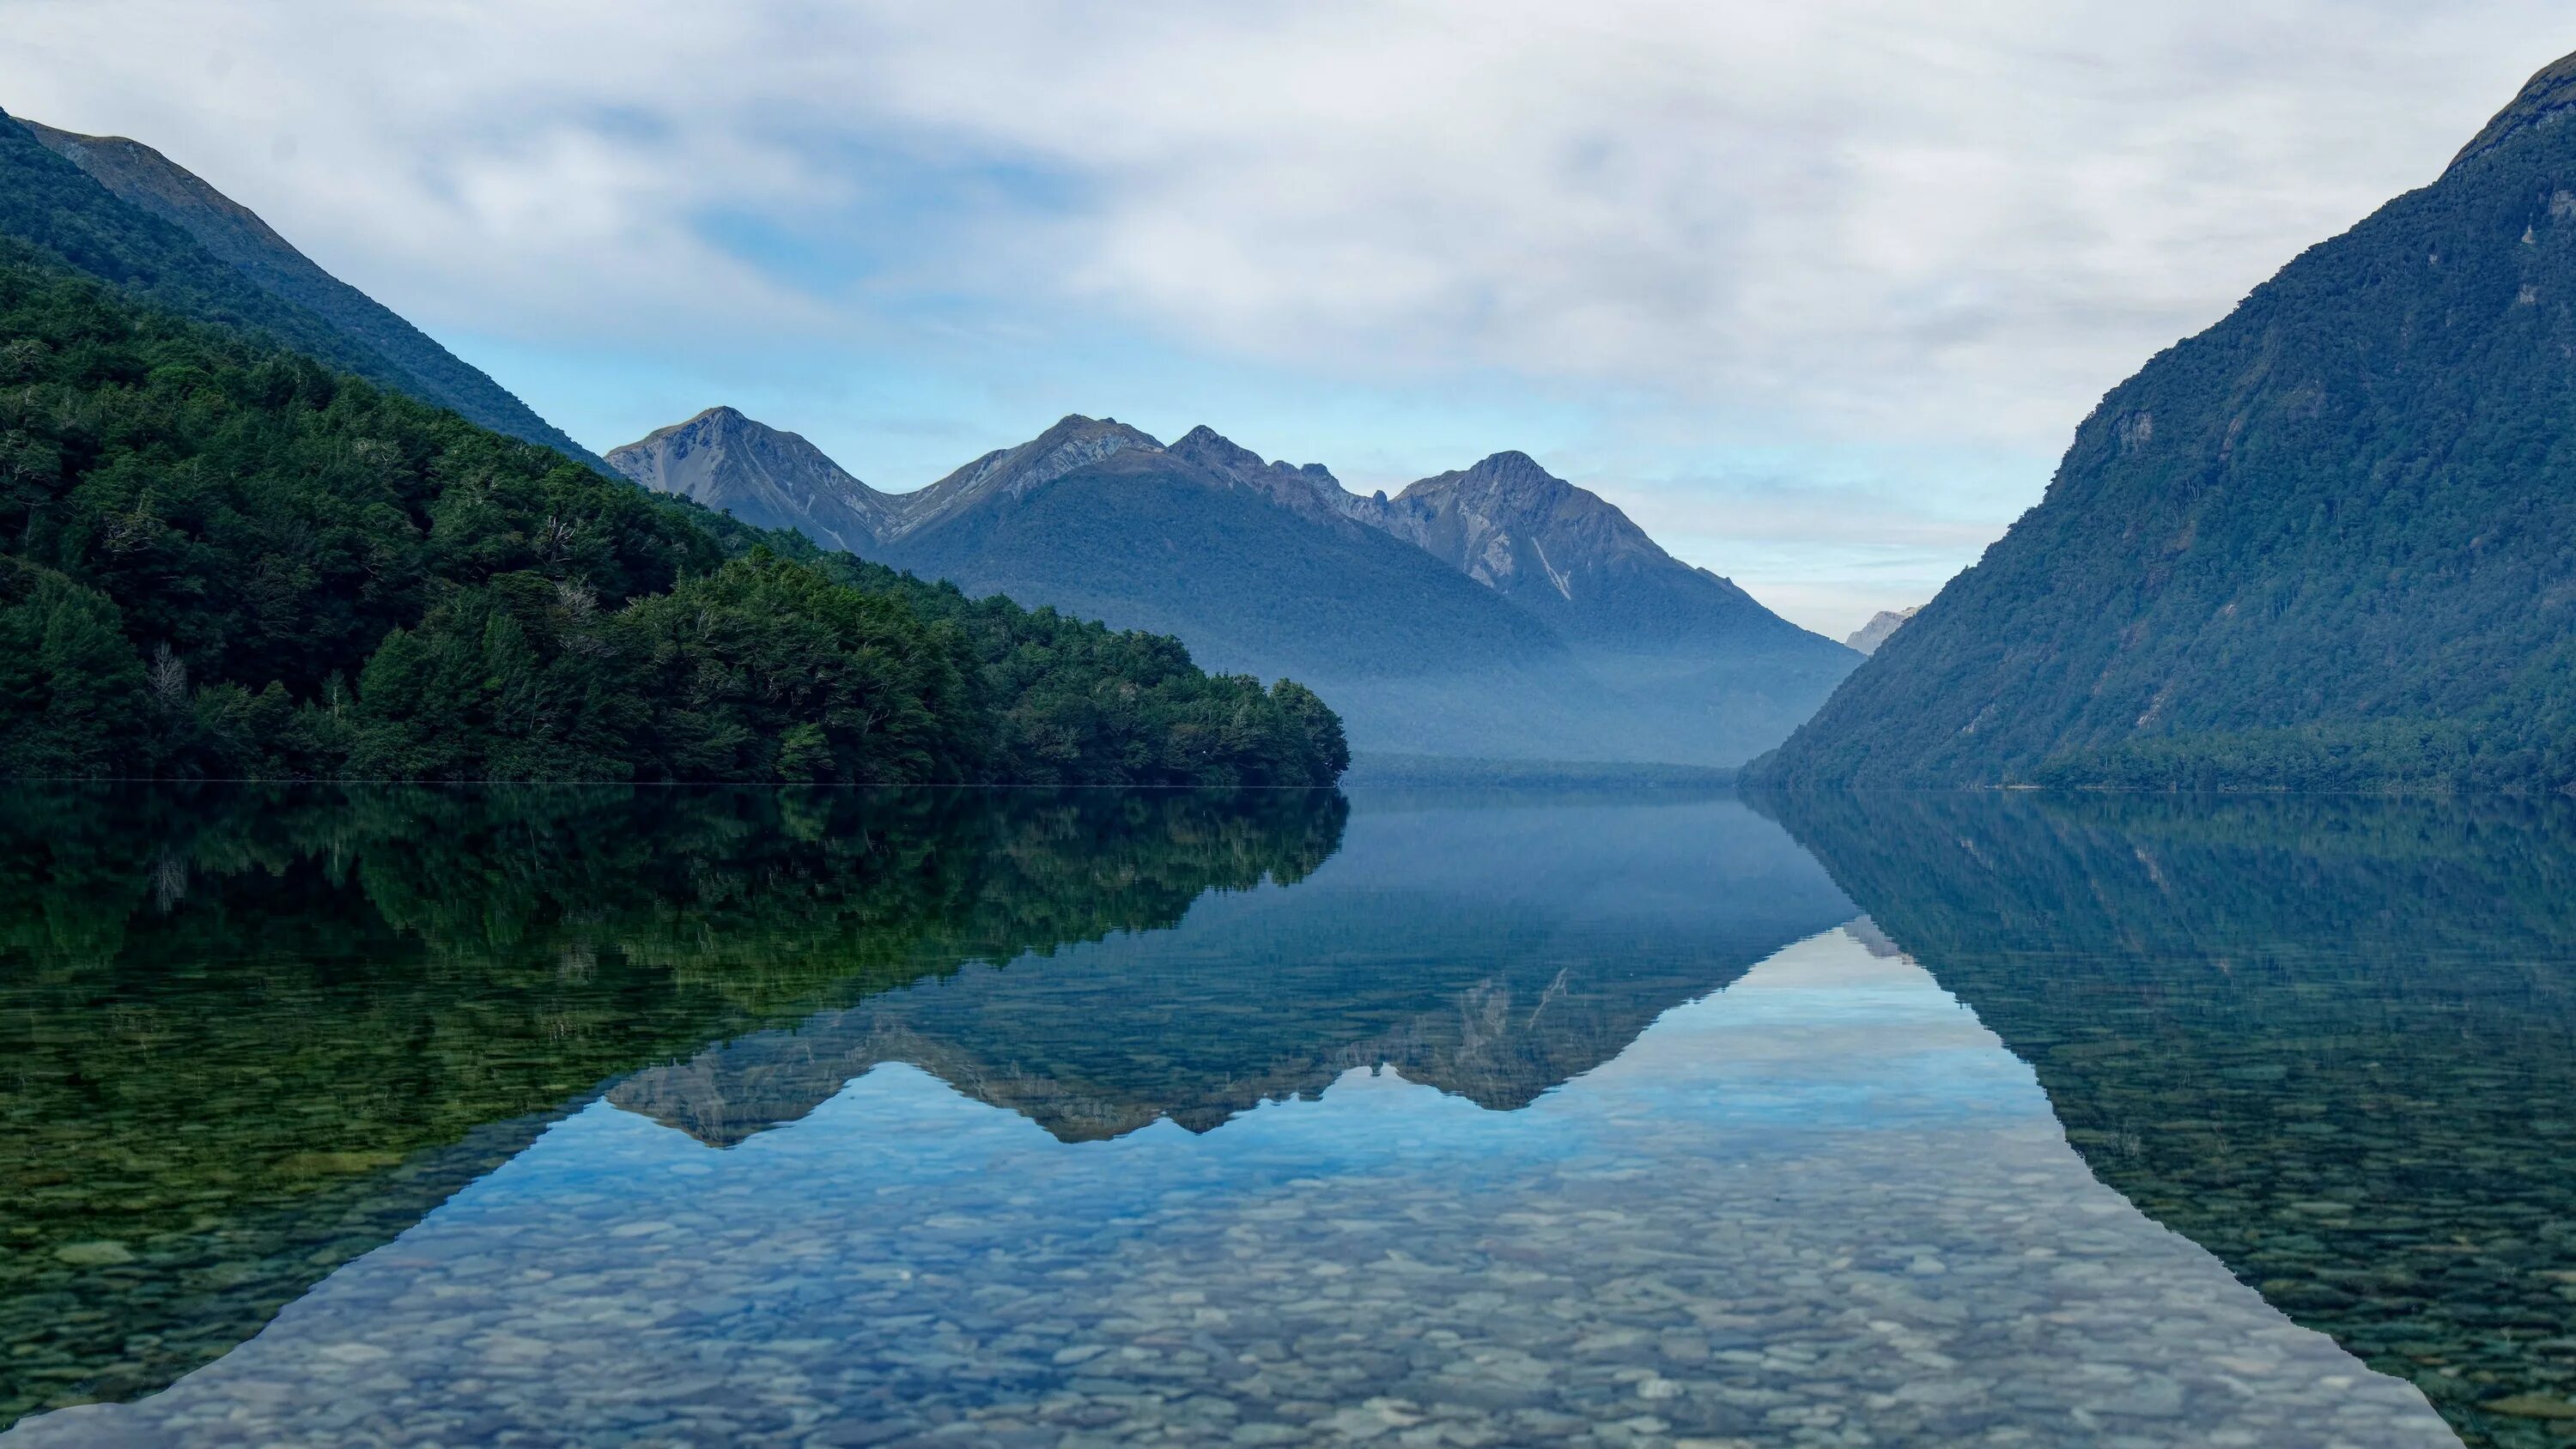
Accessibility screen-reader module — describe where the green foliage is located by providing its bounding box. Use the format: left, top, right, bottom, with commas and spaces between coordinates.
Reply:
616, 553, 976, 782
0, 557, 147, 773
0, 105, 415, 401
0, 243, 1346, 784
0, 782, 1349, 1424
1759, 790, 2576, 1446
1755, 76, 2576, 791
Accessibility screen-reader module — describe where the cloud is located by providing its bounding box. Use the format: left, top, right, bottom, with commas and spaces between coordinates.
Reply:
3, 0, 2567, 630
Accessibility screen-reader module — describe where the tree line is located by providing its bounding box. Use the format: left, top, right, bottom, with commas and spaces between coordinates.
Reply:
0, 245, 1347, 785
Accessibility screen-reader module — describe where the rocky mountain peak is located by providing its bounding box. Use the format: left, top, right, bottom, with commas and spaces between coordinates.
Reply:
1382, 452, 1674, 579
640, 404, 756, 449
1455, 450, 1557, 489
889, 414, 1163, 539
1167, 426, 1358, 522
606, 406, 892, 554
620, 403, 803, 458
1343, 448, 1839, 659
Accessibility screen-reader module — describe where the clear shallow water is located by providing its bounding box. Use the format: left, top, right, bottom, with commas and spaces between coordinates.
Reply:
3, 787, 2572, 1446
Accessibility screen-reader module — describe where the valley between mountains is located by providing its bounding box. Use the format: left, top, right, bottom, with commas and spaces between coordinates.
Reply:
608, 406, 1858, 767
17, 41, 2576, 789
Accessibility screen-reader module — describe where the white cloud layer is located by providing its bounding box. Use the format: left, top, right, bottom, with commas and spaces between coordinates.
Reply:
3, 1, 2569, 631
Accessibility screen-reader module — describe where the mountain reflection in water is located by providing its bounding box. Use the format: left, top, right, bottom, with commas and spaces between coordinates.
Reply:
1760, 791, 2576, 1449
11, 926, 2451, 1447
5, 785, 2555, 1446
607, 791, 1862, 1146
0, 785, 1346, 1428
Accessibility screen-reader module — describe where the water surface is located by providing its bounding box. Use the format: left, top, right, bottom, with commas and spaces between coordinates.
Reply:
5, 786, 2571, 1445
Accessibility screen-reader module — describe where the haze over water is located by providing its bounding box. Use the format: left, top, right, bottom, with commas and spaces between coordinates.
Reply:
5, 786, 2572, 1446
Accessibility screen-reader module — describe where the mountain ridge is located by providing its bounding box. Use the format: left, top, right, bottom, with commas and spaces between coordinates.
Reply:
1750, 45, 2576, 791
9, 114, 606, 470
1353, 449, 1838, 660
611, 409, 1857, 765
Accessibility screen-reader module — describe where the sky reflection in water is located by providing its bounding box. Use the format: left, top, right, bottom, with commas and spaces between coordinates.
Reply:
9, 787, 2570, 1446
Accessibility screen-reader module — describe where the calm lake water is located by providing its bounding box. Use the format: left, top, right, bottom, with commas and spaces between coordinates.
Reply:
3, 785, 2572, 1446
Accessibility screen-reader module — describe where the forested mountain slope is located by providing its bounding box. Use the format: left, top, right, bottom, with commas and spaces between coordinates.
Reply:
1753, 49, 2576, 791
0, 246, 1346, 785
0, 106, 602, 470
15, 116, 605, 468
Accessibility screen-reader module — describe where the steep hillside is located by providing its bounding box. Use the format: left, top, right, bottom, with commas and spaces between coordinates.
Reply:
608, 405, 895, 553
1754, 50, 2576, 790
17, 117, 604, 467
0, 246, 1346, 785
0, 106, 408, 388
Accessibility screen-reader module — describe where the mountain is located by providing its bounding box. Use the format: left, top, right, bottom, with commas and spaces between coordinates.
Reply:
609, 410, 1607, 757
1844, 607, 1917, 654
605, 405, 895, 553
870, 416, 1563, 684
1353, 450, 1830, 660
614, 409, 1857, 765
1346, 450, 1862, 761
2, 109, 603, 469
0, 242, 1347, 785
1753, 50, 2576, 790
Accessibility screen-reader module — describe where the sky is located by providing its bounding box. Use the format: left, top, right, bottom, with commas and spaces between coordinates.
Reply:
3, 3, 2567, 637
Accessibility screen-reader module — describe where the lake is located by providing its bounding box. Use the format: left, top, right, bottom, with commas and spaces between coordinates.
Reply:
3, 785, 2571, 1446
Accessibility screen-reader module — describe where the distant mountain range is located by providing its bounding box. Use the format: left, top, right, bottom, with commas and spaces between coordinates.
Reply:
0, 98, 1853, 769
1753, 47, 2576, 791
0, 104, 1347, 788
2, 111, 604, 469
611, 410, 1858, 764
1844, 607, 1917, 655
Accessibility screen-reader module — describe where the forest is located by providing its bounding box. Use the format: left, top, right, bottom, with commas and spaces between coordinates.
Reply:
0, 245, 1347, 785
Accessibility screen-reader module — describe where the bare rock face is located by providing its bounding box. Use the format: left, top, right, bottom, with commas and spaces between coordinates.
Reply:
1845, 607, 1920, 655
605, 406, 897, 555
